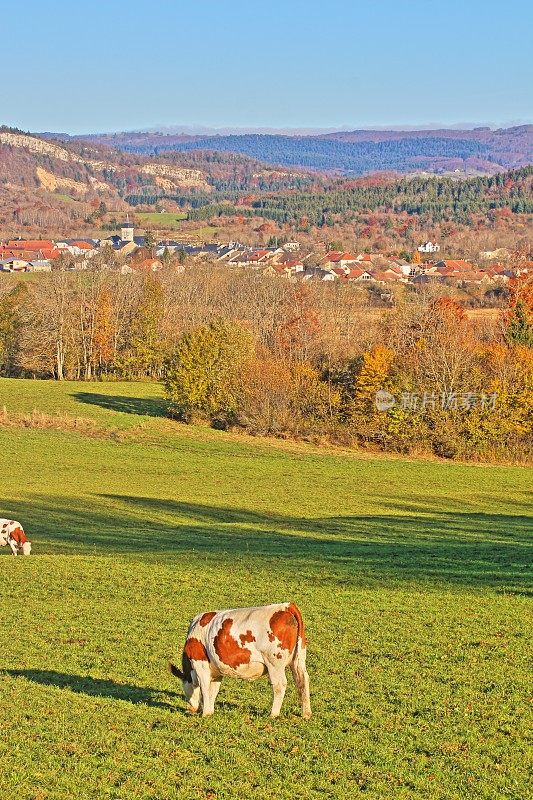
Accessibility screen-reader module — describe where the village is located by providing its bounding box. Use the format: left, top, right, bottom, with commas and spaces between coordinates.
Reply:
0, 220, 530, 290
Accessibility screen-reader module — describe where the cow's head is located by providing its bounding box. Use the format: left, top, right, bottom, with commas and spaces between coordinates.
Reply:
22, 541, 31, 556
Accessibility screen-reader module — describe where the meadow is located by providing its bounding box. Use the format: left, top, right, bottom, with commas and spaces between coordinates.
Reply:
135, 212, 189, 227
0, 379, 531, 800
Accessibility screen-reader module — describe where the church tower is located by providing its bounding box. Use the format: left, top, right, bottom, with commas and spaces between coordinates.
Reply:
121, 216, 134, 242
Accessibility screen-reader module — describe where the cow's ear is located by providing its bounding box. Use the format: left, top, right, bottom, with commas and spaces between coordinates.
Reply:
168, 662, 184, 680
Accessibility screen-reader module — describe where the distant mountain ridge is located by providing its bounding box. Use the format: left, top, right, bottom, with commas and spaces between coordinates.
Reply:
66, 126, 533, 175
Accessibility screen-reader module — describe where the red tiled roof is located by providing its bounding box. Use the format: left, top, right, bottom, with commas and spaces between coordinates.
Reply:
70, 241, 94, 250
136, 258, 162, 271
283, 260, 303, 268
325, 251, 357, 262
345, 267, 367, 279
372, 270, 400, 282
0, 248, 55, 260
5, 240, 55, 250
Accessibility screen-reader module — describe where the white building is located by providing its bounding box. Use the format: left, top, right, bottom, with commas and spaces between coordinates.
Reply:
418, 241, 440, 253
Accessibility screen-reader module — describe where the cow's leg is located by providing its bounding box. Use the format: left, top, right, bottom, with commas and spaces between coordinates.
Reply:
267, 664, 287, 718
188, 681, 201, 714
194, 662, 214, 717
209, 679, 222, 712
8, 540, 18, 556
290, 647, 311, 719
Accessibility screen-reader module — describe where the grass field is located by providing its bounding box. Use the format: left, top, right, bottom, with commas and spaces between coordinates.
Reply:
136, 212, 188, 227
0, 379, 531, 799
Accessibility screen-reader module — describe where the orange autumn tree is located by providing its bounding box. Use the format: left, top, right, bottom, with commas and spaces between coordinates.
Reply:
276, 284, 320, 363
355, 345, 394, 410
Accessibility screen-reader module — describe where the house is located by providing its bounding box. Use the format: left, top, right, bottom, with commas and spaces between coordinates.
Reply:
0, 258, 30, 272
370, 270, 402, 284
1, 240, 61, 261
486, 268, 512, 282
100, 235, 139, 256
282, 241, 300, 252
214, 242, 244, 261
434, 259, 473, 273
418, 241, 440, 253
388, 258, 414, 277
135, 258, 163, 272
356, 253, 390, 266
322, 251, 359, 270
263, 263, 293, 278
302, 267, 337, 281
281, 259, 304, 273
412, 273, 441, 285
348, 268, 375, 282
240, 248, 284, 267
56, 239, 97, 257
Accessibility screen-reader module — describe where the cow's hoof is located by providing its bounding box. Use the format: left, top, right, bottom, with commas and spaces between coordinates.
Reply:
187, 706, 199, 714
302, 711, 312, 720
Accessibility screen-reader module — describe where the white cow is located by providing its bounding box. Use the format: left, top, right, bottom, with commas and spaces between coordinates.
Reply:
170, 602, 311, 718
0, 519, 32, 556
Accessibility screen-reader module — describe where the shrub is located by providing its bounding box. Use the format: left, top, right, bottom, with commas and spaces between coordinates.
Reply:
163, 319, 254, 422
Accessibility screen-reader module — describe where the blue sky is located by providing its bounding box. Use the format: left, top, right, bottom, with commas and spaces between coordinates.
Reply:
1, 0, 531, 134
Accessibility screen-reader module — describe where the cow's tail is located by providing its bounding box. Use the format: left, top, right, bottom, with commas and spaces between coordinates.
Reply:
288, 602, 311, 718
287, 602, 307, 657
168, 661, 184, 680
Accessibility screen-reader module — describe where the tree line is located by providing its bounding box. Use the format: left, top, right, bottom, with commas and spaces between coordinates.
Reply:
0, 268, 531, 462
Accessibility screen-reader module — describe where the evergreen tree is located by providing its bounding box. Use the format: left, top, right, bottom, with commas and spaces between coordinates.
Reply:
506, 300, 533, 347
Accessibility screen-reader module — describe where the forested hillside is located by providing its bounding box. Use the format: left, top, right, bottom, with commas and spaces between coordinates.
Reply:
188, 167, 533, 226
119, 134, 488, 172
78, 125, 533, 175
0, 126, 313, 234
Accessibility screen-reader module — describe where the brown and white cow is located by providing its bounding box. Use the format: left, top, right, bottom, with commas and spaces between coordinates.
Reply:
170, 602, 311, 718
0, 519, 32, 556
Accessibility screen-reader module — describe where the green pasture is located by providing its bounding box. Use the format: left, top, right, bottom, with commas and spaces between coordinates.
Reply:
0, 379, 531, 799
135, 212, 188, 227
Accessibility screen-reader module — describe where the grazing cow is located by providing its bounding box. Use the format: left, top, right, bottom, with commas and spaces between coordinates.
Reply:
170, 602, 311, 718
0, 519, 32, 556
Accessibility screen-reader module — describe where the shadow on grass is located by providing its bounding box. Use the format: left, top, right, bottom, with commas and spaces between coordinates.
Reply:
73, 392, 167, 418
4, 494, 532, 591
6, 669, 178, 709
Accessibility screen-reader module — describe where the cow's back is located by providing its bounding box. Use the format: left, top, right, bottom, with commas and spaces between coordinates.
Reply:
0, 519, 28, 546
192, 603, 302, 678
